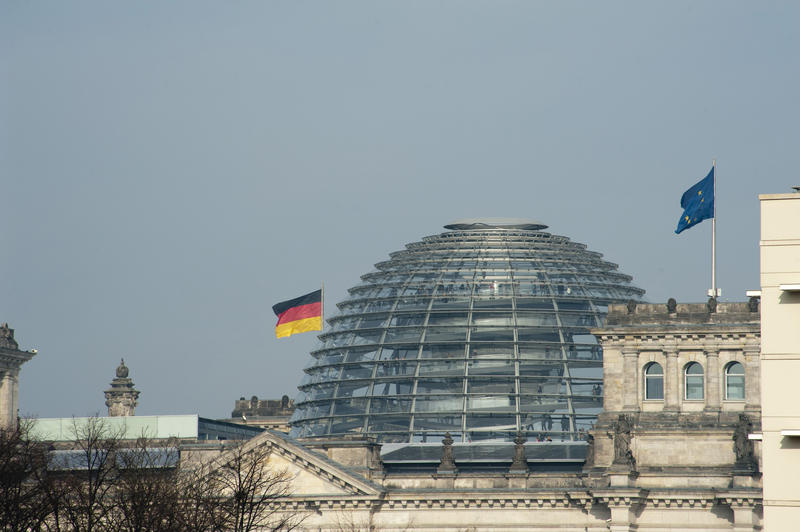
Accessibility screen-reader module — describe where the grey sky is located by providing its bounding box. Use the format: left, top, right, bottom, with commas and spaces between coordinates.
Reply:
3, 1, 798, 419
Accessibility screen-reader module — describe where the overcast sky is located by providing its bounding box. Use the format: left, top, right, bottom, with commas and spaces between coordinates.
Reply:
3, 1, 799, 419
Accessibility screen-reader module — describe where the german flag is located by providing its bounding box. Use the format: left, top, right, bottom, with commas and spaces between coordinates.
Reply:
272, 289, 323, 339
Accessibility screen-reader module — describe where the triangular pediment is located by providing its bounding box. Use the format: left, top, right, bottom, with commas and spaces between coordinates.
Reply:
203, 430, 384, 498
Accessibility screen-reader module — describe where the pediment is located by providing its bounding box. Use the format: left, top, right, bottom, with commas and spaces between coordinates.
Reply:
206, 430, 384, 498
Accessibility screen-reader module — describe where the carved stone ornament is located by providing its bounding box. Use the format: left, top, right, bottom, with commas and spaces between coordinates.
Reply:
437, 432, 457, 473
666, 298, 677, 313
608, 414, 635, 469
748, 296, 760, 313
733, 414, 756, 469
626, 300, 637, 314
0, 323, 18, 349
509, 431, 528, 472
706, 296, 718, 313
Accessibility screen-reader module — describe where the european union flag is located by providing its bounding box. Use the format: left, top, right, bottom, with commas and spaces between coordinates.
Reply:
675, 167, 714, 234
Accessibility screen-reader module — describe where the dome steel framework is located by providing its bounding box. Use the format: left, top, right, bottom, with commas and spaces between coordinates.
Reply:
289, 220, 645, 443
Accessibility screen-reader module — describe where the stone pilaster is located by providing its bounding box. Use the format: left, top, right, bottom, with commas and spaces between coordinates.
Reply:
743, 344, 761, 413
622, 347, 639, 411
664, 349, 679, 410
704, 348, 721, 412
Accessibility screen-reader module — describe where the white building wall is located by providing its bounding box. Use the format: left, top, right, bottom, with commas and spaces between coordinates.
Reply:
760, 192, 800, 530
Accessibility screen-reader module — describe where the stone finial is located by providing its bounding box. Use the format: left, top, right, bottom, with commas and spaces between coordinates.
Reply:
706, 297, 718, 313
437, 432, 457, 474
116, 358, 129, 378
509, 432, 528, 473
626, 300, 637, 314
666, 298, 677, 313
748, 296, 760, 313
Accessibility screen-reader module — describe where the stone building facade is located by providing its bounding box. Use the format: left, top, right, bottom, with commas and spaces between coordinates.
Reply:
228, 394, 295, 432
0, 323, 36, 429
190, 300, 764, 531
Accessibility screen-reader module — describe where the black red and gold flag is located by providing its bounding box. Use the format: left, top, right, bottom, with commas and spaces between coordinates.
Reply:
272, 289, 322, 339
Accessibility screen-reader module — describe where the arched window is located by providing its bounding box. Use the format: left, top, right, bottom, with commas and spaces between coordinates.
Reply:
644, 362, 664, 400
684, 362, 704, 400
725, 362, 745, 400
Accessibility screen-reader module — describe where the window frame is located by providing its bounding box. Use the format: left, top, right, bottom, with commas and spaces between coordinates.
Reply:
724, 361, 745, 401
644, 362, 664, 401
683, 361, 704, 401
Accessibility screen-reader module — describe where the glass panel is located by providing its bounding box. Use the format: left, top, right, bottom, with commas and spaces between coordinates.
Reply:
416, 377, 464, 394
418, 359, 465, 377
645, 363, 664, 375
304, 383, 336, 401
470, 327, 514, 342
366, 415, 411, 433
375, 361, 417, 377
379, 347, 419, 360
395, 297, 430, 311
472, 298, 512, 310
414, 395, 463, 413
330, 416, 365, 434
383, 327, 423, 343
469, 344, 514, 359
388, 314, 425, 327
371, 379, 414, 396
685, 376, 704, 400
344, 349, 379, 363
468, 359, 515, 376
470, 313, 513, 326
515, 313, 558, 327
425, 327, 468, 342
340, 364, 374, 380
351, 331, 383, 345
468, 377, 515, 394
517, 328, 560, 342
413, 415, 462, 432
336, 382, 370, 398
419, 344, 465, 359
467, 395, 515, 412
333, 398, 369, 416
645, 362, 664, 400
428, 312, 469, 326
726, 363, 745, 400
358, 314, 388, 328
369, 398, 412, 414
466, 414, 516, 430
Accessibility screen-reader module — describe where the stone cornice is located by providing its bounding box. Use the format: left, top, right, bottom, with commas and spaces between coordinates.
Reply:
266, 487, 762, 512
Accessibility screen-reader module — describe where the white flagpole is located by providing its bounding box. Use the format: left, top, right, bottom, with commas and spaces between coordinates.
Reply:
711, 158, 717, 298
321, 282, 325, 329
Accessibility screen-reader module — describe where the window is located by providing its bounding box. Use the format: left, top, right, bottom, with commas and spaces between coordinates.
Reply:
684, 362, 704, 400
725, 362, 745, 400
644, 362, 664, 400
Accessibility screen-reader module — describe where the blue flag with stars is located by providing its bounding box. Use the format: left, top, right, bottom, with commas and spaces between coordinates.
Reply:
675, 167, 714, 234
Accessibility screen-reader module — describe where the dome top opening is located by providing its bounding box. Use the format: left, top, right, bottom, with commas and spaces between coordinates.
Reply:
444, 218, 548, 231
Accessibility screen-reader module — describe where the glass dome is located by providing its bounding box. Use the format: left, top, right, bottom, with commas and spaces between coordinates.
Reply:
289, 219, 645, 443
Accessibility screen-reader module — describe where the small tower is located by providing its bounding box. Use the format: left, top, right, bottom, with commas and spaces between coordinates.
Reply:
104, 359, 139, 417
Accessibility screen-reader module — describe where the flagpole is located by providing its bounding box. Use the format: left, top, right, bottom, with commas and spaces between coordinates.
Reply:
321, 282, 325, 328
711, 158, 717, 298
